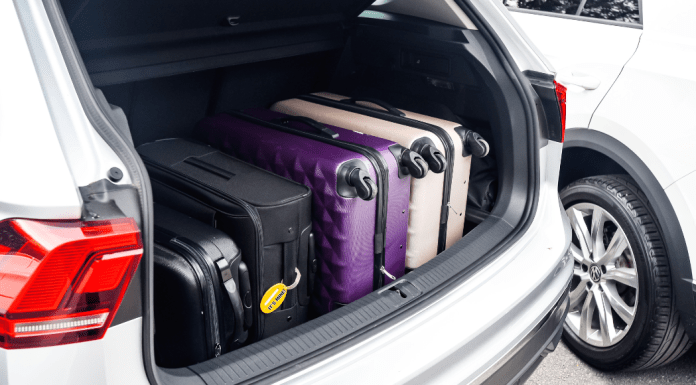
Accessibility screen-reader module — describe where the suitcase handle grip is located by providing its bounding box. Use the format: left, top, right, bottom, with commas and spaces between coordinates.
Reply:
238, 262, 253, 330
215, 257, 247, 346
276, 116, 339, 139
341, 97, 406, 117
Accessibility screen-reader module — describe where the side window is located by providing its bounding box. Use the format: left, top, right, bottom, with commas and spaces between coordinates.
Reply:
503, 0, 583, 15
579, 0, 640, 23
505, 0, 641, 24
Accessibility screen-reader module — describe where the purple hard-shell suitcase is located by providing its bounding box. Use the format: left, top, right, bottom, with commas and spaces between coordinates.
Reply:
196, 109, 424, 313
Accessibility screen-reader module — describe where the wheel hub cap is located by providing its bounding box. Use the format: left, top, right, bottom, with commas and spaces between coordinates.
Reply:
589, 265, 602, 282
564, 203, 639, 348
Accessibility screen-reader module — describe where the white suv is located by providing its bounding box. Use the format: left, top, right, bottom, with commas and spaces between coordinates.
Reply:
507, 0, 696, 372
1, 0, 571, 384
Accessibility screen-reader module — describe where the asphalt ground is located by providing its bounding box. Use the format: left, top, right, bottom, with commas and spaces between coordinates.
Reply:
527, 341, 696, 384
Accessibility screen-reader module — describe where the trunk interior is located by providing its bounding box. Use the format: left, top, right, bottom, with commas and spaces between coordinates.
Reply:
53, 0, 532, 382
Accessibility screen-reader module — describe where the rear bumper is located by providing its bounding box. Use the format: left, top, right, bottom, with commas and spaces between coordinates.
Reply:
478, 283, 570, 385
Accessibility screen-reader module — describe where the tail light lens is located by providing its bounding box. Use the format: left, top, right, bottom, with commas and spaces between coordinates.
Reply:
0, 217, 142, 349
554, 80, 567, 142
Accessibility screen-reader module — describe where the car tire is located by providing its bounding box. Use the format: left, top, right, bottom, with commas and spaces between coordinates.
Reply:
560, 174, 692, 371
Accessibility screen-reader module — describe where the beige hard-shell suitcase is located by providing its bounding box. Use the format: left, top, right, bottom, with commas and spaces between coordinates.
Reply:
271, 92, 489, 268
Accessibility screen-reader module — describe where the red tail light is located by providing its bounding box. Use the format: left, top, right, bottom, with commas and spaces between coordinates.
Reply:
554, 80, 567, 142
0, 217, 142, 349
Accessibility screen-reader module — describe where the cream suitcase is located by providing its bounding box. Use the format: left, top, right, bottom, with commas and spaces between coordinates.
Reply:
271, 92, 489, 268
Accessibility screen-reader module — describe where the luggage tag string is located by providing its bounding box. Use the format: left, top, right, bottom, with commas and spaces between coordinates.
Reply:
284, 268, 302, 290
260, 268, 301, 314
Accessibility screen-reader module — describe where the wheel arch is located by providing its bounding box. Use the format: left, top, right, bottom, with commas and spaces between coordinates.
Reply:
562, 128, 696, 339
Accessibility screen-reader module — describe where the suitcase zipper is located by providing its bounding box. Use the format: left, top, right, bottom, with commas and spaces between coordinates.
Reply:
299, 94, 457, 253
143, 158, 267, 339
230, 111, 391, 290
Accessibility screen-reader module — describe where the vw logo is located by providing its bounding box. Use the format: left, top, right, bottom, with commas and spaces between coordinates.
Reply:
589, 265, 602, 282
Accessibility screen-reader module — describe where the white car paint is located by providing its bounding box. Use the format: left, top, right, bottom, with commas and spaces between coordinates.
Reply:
510, 12, 641, 129
0, 0, 81, 220
13, 0, 132, 192
509, 0, 696, 292
0, 319, 150, 385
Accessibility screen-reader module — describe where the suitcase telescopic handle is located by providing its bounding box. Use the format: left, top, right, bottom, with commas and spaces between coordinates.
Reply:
276, 116, 339, 139
341, 97, 406, 117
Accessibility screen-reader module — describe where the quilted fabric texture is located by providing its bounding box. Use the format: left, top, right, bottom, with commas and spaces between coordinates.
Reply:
196, 109, 410, 313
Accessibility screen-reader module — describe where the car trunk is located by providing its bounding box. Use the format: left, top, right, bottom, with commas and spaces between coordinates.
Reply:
51, 0, 539, 382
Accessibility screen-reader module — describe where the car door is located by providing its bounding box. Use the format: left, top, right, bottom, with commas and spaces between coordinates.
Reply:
504, 0, 642, 129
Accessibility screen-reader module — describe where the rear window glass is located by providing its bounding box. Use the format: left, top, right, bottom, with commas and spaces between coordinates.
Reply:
579, 0, 640, 23
504, 0, 640, 23
503, 0, 583, 15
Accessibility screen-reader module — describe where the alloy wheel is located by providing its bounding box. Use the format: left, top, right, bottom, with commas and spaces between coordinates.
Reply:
564, 203, 639, 348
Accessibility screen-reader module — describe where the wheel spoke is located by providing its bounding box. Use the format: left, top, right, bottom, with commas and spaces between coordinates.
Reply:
602, 282, 635, 325
579, 289, 595, 341
596, 227, 628, 265
604, 267, 638, 288
573, 265, 585, 277
569, 278, 589, 310
568, 208, 592, 258
594, 288, 616, 345
590, 208, 605, 261
570, 243, 585, 264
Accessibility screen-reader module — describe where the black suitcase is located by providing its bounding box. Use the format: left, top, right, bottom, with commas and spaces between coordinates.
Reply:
139, 139, 313, 342
153, 203, 250, 368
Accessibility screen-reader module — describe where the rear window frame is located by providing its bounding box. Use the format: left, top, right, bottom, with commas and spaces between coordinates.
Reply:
504, 0, 643, 29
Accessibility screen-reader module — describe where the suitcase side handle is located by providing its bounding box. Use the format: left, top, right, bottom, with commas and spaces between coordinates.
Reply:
275, 116, 339, 139
214, 257, 247, 346
341, 97, 406, 117
238, 262, 253, 330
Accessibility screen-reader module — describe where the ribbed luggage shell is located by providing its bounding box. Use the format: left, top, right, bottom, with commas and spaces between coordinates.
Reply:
197, 109, 410, 312
272, 92, 471, 268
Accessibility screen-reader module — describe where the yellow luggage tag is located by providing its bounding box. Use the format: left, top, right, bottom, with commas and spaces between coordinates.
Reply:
260, 268, 301, 314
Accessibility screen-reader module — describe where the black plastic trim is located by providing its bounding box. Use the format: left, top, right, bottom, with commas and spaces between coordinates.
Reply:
564, 129, 696, 339
525, 70, 563, 144
479, 282, 569, 385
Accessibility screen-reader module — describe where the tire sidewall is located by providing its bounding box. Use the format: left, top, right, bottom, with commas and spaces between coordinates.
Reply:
560, 179, 660, 371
